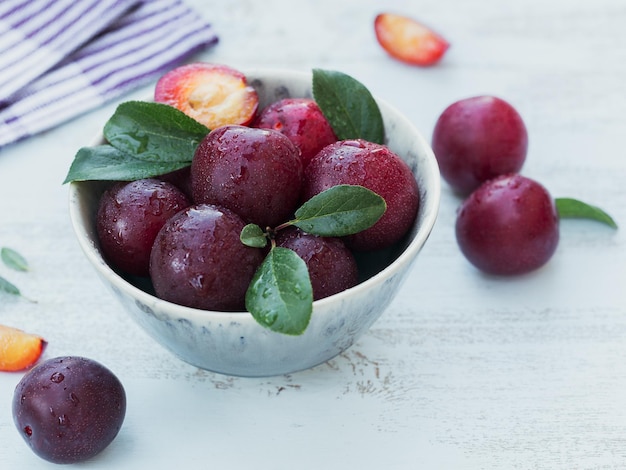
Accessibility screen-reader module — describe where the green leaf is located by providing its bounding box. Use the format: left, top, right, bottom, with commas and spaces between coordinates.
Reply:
64, 101, 207, 184
245, 247, 313, 336
240, 224, 268, 248
63, 145, 191, 183
555, 198, 618, 229
292, 185, 386, 237
0, 275, 21, 297
1, 247, 29, 272
104, 101, 209, 160
312, 69, 385, 144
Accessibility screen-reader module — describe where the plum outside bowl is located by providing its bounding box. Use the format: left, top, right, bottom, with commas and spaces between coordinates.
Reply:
68, 68, 440, 377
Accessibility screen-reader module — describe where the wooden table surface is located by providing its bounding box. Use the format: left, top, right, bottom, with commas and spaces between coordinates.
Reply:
1, 1, 625, 468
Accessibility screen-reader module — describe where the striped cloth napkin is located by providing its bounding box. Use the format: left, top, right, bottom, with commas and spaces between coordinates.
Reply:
0, 0, 218, 148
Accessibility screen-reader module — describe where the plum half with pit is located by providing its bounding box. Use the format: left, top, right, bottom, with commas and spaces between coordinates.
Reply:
253, 98, 337, 167
12, 356, 126, 464
150, 203, 265, 311
191, 125, 303, 228
154, 62, 259, 129
96, 178, 190, 276
455, 173, 559, 275
302, 139, 419, 251
432, 95, 528, 195
275, 227, 358, 300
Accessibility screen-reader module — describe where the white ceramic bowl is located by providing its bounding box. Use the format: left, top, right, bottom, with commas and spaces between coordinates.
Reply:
69, 68, 440, 377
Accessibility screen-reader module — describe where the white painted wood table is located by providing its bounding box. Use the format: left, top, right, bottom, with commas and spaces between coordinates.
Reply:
1, 1, 625, 468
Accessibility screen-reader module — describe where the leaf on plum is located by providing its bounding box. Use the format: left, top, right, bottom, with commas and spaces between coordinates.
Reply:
63, 145, 191, 183
292, 185, 386, 237
555, 198, 618, 229
104, 101, 210, 160
64, 101, 210, 183
312, 69, 385, 144
245, 247, 313, 336
240, 224, 268, 248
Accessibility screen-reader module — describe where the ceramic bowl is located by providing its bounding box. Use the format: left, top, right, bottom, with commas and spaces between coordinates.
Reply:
68, 68, 440, 377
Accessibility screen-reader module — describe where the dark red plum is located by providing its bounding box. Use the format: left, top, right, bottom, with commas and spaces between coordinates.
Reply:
432, 96, 528, 195
150, 203, 264, 311
12, 356, 126, 464
158, 166, 193, 200
253, 98, 337, 167
302, 139, 419, 251
455, 174, 559, 275
275, 227, 358, 300
191, 125, 303, 228
97, 179, 190, 276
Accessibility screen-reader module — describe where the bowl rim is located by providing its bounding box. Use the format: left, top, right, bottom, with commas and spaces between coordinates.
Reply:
68, 67, 441, 326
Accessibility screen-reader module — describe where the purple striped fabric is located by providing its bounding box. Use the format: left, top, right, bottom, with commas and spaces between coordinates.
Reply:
0, 0, 218, 147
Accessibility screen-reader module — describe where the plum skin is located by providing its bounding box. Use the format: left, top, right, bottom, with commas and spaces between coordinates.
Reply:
191, 125, 303, 228
252, 98, 337, 167
96, 179, 190, 276
302, 139, 419, 251
275, 227, 358, 300
12, 356, 126, 464
150, 203, 265, 311
432, 96, 528, 195
455, 174, 559, 275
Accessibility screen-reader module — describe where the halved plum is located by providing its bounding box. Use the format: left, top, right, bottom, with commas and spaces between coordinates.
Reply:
154, 63, 258, 129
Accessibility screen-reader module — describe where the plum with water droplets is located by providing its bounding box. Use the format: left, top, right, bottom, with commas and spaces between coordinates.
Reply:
150, 203, 265, 311
302, 139, 419, 251
275, 227, 358, 300
252, 98, 337, 167
191, 125, 303, 228
12, 356, 126, 464
97, 178, 190, 276
455, 174, 559, 275
432, 95, 528, 195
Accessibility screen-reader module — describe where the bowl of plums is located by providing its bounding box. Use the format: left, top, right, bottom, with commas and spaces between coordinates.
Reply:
67, 63, 440, 377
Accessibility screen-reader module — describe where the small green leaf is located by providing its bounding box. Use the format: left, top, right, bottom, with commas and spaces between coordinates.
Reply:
312, 69, 385, 144
240, 224, 268, 248
64, 145, 191, 183
104, 101, 209, 160
1, 247, 29, 272
0, 275, 21, 297
245, 247, 313, 336
292, 185, 386, 237
555, 198, 618, 229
